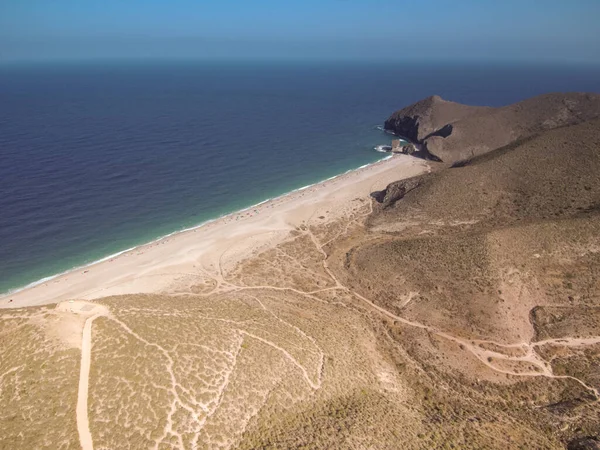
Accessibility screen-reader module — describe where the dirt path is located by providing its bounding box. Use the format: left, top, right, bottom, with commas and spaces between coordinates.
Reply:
68, 198, 597, 448
77, 313, 100, 450
54, 301, 109, 450
308, 225, 600, 397
185, 204, 600, 402
290, 225, 600, 398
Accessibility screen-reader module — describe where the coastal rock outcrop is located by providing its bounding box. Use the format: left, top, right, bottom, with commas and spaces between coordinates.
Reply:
384, 92, 600, 164
371, 176, 424, 208
384, 95, 487, 143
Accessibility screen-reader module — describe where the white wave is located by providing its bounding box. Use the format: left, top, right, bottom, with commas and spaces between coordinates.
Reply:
374, 144, 392, 153
375, 125, 397, 136
3, 245, 139, 296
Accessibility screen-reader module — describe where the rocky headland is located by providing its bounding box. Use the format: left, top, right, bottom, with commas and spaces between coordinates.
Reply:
384, 92, 600, 163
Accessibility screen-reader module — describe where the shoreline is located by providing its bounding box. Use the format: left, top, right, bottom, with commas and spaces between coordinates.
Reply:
1, 154, 429, 309
1, 156, 391, 298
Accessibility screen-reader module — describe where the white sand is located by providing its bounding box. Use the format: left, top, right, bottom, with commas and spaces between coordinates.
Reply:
1, 155, 429, 309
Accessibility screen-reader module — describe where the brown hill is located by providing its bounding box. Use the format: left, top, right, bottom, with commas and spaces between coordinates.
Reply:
322, 117, 600, 447
362, 118, 600, 340
384, 92, 600, 163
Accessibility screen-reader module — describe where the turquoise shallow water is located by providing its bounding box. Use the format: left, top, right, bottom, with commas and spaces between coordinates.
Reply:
1, 61, 600, 294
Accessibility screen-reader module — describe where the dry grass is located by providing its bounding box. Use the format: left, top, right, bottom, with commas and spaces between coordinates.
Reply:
0, 307, 80, 449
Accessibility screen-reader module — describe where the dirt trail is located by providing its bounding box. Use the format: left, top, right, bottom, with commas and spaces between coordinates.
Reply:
309, 229, 600, 397
55, 301, 109, 450
182, 202, 600, 405
77, 313, 99, 450
67, 200, 598, 448
294, 225, 600, 398
187, 205, 599, 402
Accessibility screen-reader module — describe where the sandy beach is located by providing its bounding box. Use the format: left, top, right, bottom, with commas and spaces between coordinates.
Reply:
1, 155, 428, 309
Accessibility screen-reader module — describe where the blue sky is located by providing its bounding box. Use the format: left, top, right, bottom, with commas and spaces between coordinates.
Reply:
1, 0, 599, 63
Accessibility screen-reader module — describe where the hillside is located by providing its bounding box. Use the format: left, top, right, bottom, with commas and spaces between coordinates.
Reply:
384, 92, 600, 163
329, 118, 600, 448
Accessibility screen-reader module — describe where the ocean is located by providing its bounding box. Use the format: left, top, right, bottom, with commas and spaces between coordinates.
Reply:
1, 60, 600, 294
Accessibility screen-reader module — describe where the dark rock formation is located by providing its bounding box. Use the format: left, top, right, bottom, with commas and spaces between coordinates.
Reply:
567, 437, 600, 450
384, 93, 600, 164
371, 176, 423, 208
384, 95, 487, 143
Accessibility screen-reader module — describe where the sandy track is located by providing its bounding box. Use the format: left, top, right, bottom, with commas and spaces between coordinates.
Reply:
77, 314, 99, 450
179, 213, 600, 400
303, 227, 600, 398
55, 301, 109, 450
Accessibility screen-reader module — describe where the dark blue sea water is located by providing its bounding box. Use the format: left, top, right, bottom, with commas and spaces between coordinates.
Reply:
1, 61, 600, 294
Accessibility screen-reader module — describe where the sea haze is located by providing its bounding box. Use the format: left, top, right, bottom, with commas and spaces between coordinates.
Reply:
1, 61, 600, 293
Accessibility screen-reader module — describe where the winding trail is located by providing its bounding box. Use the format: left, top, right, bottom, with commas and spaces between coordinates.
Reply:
189, 202, 600, 402
69, 201, 598, 448
306, 222, 600, 399
185, 202, 600, 403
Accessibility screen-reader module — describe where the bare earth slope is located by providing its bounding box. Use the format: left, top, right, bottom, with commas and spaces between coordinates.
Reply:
384, 92, 600, 163
334, 118, 600, 447
1, 97, 600, 449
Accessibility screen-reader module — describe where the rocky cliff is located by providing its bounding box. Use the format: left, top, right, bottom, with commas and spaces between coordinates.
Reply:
384, 93, 600, 164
